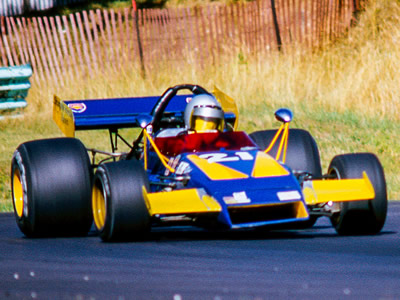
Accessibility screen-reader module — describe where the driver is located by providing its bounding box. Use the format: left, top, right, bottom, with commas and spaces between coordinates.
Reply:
155, 94, 231, 154
156, 94, 224, 137
184, 94, 224, 133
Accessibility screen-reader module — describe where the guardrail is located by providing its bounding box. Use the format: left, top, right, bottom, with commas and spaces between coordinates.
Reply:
0, 0, 87, 17
0, 64, 32, 112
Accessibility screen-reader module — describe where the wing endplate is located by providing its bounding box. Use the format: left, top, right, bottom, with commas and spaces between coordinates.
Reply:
303, 172, 375, 205
53, 95, 75, 137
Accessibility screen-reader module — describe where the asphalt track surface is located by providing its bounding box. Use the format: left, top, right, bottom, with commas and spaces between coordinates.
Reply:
1, 203, 400, 300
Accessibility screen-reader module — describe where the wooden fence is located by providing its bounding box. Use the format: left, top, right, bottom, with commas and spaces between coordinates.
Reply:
0, 0, 361, 84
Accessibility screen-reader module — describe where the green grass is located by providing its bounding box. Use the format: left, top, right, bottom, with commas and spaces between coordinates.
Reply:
2, 0, 400, 211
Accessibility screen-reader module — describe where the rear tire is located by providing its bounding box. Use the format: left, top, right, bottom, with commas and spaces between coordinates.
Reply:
249, 129, 322, 177
11, 138, 93, 237
328, 153, 387, 235
92, 160, 151, 242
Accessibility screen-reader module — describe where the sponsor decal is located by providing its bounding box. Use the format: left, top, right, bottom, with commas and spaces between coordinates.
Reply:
68, 102, 87, 113
277, 190, 302, 201
223, 191, 251, 204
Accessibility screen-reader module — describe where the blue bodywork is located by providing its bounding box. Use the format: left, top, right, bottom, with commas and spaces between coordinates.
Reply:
146, 144, 308, 229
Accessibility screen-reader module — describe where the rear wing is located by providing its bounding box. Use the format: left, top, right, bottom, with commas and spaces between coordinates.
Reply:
53, 94, 191, 137
53, 87, 238, 137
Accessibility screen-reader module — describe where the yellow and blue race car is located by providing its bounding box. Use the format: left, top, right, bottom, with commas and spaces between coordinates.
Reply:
11, 84, 387, 241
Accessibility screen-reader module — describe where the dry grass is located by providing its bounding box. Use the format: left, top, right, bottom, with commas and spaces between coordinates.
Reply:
1, 0, 400, 211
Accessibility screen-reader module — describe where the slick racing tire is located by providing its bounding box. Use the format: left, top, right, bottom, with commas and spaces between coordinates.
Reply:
328, 153, 387, 235
92, 160, 151, 242
249, 129, 322, 177
11, 138, 93, 237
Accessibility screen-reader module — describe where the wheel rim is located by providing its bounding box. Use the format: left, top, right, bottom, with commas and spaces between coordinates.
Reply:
12, 168, 24, 218
92, 182, 106, 231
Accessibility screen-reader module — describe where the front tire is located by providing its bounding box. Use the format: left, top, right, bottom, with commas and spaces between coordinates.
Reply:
328, 153, 387, 235
92, 160, 151, 242
11, 138, 93, 237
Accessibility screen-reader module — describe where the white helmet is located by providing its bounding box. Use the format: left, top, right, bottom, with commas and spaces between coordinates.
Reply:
184, 94, 224, 132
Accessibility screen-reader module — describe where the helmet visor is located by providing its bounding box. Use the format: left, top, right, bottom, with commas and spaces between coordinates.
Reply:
191, 116, 222, 132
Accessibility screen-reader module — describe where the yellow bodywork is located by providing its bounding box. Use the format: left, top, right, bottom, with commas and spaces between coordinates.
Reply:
53, 95, 75, 137
293, 201, 309, 219
251, 152, 290, 178
143, 187, 222, 216
212, 86, 239, 130
303, 172, 375, 205
187, 155, 249, 180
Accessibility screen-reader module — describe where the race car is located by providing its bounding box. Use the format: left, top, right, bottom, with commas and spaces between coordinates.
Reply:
11, 84, 387, 241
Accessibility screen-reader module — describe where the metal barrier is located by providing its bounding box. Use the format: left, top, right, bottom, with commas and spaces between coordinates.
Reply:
0, 64, 32, 112
0, 0, 88, 17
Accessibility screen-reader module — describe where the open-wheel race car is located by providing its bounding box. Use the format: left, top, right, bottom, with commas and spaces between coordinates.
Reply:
11, 84, 387, 241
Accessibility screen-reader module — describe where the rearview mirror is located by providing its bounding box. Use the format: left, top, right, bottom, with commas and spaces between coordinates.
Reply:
274, 108, 293, 123
136, 114, 153, 129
